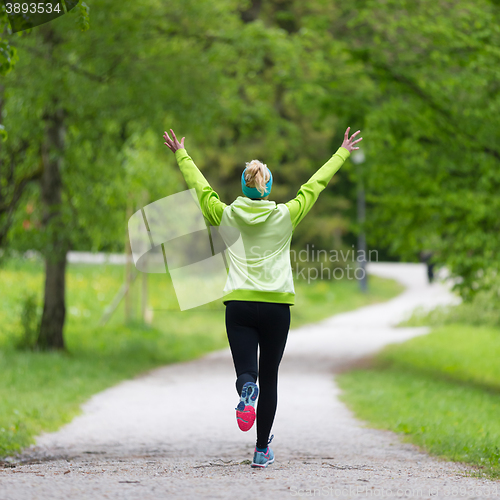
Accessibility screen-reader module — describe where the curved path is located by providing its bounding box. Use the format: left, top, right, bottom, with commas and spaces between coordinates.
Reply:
1, 263, 497, 499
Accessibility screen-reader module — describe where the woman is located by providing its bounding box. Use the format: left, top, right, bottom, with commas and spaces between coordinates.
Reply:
163, 127, 362, 468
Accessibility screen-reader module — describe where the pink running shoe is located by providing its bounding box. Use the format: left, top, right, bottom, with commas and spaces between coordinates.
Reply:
236, 382, 259, 432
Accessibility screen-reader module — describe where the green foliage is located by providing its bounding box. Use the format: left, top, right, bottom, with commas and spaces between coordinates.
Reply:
338, 324, 500, 479
73, 0, 90, 31
194, 0, 369, 253
0, 38, 18, 75
337, 0, 500, 298
0, 0, 88, 100
0, 123, 7, 141
404, 280, 500, 328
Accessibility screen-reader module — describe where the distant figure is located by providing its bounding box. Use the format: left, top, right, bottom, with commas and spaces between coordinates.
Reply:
164, 126, 362, 468
420, 250, 435, 284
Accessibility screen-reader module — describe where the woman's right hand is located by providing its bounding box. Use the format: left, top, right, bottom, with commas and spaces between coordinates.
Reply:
163, 129, 185, 153
341, 127, 363, 153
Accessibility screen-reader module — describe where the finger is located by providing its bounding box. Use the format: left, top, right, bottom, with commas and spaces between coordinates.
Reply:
352, 137, 363, 145
344, 127, 350, 140
172, 132, 181, 147
350, 130, 361, 139
163, 131, 172, 142
181, 137, 185, 147
170, 129, 178, 142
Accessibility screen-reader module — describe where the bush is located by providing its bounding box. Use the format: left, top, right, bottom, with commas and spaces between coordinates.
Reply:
404, 283, 500, 328
15, 292, 41, 350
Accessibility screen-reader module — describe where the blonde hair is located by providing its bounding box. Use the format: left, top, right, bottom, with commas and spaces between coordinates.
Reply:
244, 160, 270, 196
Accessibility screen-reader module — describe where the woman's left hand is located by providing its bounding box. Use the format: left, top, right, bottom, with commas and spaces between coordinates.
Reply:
163, 129, 185, 153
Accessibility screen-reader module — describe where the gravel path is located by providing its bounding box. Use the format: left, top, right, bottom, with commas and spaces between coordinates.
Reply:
2, 263, 498, 499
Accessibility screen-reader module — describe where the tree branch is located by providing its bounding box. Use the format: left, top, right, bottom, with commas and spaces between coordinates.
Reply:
370, 60, 500, 162
23, 45, 109, 83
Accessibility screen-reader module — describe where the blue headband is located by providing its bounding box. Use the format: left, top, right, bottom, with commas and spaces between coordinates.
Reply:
241, 167, 273, 199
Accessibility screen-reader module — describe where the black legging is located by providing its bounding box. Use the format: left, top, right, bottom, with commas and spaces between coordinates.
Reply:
225, 300, 290, 449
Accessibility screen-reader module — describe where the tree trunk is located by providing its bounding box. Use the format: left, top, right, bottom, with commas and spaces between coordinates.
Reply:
39, 253, 67, 349
37, 105, 67, 350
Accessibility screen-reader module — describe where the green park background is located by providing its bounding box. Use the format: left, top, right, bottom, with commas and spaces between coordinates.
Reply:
1, 0, 500, 479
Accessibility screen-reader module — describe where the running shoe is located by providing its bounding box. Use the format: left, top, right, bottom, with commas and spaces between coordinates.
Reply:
235, 381, 259, 432
251, 435, 275, 468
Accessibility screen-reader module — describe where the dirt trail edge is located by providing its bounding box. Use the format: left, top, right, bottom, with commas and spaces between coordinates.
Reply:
2, 263, 497, 500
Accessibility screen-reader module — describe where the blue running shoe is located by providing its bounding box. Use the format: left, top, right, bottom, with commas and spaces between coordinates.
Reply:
251, 435, 275, 468
236, 382, 259, 432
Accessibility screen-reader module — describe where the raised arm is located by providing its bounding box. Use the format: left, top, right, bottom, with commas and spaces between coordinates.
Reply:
164, 129, 226, 227
285, 127, 362, 229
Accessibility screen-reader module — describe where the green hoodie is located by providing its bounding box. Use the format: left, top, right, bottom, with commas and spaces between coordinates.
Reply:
174, 147, 350, 305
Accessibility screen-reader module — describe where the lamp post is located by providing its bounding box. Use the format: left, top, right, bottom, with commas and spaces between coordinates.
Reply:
351, 149, 368, 292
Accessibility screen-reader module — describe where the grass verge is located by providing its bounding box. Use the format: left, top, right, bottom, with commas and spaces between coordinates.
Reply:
337, 324, 500, 480
0, 256, 403, 458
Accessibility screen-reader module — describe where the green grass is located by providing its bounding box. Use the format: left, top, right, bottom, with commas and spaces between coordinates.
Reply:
0, 255, 403, 458
292, 273, 404, 327
337, 324, 500, 479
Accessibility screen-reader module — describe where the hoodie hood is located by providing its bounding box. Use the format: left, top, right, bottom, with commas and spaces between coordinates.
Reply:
229, 196, 277, 225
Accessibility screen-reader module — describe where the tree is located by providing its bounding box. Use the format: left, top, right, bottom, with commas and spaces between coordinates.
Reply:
0, 1, 90, 253
2, 0, 269, 348
333, 0, 500, 298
